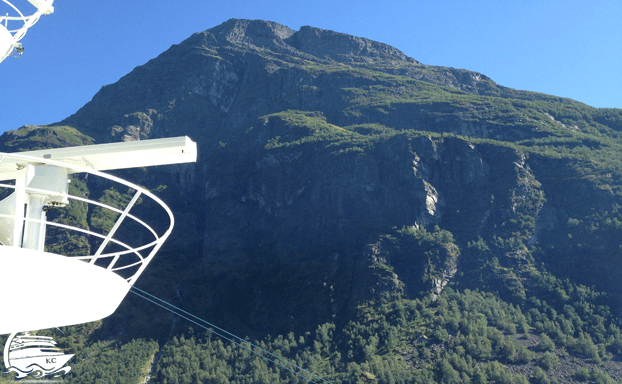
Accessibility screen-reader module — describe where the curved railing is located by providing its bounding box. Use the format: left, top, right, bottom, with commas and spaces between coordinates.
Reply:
0, 152, 174, 286
1, 0, 54, 62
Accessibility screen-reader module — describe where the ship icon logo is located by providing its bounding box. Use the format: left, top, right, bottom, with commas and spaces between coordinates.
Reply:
3, 331, 73, 379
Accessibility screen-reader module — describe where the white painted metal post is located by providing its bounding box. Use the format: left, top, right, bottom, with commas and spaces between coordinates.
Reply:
11, 168, 29, 248
22, 194, 46, 250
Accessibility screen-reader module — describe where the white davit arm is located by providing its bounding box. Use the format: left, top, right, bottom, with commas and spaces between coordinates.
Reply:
26, 0, 54, 14
0, 0, 54, 63
0, 136, 198, 180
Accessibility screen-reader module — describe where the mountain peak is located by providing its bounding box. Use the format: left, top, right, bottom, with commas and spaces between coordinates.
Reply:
208, 18, 296, 45
183, 19, 416, 65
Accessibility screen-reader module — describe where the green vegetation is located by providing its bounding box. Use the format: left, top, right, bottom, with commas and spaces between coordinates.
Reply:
10, 264, 616, 384
0, 125, 94, 151
69, 338, 159, 384
90, 187, 141, 235
260, 110, 389, 155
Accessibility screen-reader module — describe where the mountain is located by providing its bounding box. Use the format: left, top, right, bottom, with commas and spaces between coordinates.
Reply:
2, 19, 622, 384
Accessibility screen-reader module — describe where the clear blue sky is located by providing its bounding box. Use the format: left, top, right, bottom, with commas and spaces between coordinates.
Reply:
1, 0, 621, 134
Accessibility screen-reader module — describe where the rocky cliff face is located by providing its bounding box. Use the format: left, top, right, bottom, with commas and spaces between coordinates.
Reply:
64, 19, 549, 144
3, 19, 622, 336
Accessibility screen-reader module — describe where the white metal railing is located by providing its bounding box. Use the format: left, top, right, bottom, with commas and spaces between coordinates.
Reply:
1, 0, 54, 62
0, 151, 174, 286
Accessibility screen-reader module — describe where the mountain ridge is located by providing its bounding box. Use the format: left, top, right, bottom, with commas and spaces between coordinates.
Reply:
61, 18, 549, 140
